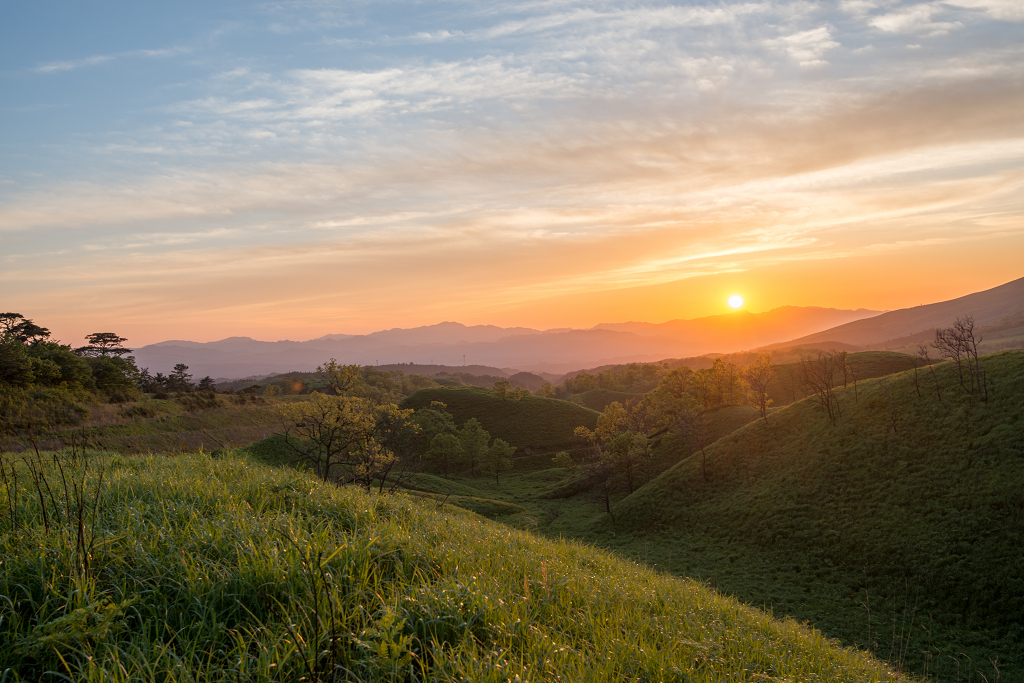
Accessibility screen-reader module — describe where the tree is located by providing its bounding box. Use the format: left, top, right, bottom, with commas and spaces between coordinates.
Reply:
427, 433, 463, 478
552, 451, 576, 474
536, 382, 555, 397
198, 376, 216, 392
595, 401, 627, 441
1, 313, 51, 345
280, 392, 413, 483
350, 440, 398, 493
800, 352, 842, 425
483, 438, 515, 485
76, 332, 131, 357
168, 363, 193, 393
458, 418, 490, 475
604, 431, 649, 493
492, 379, 511, 401
88, 356, 141, 402
690, 369, 715, 410
743, 354, 775, 422
510, 385, 531, 403
317, 358, 361, 396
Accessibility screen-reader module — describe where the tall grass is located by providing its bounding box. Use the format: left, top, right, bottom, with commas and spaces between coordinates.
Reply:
1, 449, 909, 682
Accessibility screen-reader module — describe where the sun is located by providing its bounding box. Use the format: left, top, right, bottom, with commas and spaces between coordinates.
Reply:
728, 294, 744, 309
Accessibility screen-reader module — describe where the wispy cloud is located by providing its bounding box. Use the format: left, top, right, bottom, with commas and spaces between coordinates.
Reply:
34, 46, 190, 73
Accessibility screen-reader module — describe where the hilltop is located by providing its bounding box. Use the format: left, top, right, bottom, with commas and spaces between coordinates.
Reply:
400, 387, 599, 451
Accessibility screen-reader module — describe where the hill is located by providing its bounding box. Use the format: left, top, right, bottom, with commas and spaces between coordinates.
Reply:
589, 351, 1024, 680
766, 351, 920, 406
400, 387, 599, 451
0, 450, 910, 681
779, 275, 1024, 348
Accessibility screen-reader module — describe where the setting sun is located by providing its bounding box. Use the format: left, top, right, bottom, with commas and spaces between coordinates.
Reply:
728, 295, 744, 309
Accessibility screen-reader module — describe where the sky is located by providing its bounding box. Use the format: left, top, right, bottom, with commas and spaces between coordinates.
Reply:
2, 0, 1023, 346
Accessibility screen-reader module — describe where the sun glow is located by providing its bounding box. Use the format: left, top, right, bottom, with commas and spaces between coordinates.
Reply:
728, 294, 744, 309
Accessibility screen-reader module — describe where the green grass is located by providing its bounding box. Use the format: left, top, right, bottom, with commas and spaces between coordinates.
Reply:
570, 388, 642, 412
576, 351, 1024, 681
400, 387, 599, 451
0, 450, 911, 682
768, 351, 920, 407
0, 394, 306, 455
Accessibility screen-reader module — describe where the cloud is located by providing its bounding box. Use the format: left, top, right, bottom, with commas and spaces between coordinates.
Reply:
870, 4, 963, 36
765, 26, 840, 66
944, 0, 1024, 22
35, 54, 115, 73
33, 46, 190, 74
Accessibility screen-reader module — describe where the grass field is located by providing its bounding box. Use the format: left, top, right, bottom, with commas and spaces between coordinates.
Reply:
400, 387, 599, 451
0, 394, 303, 455
0, 449, 911, 682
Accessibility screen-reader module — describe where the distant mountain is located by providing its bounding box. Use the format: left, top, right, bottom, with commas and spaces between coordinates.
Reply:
593, 306, 881, 352
775, 276, 1024, 349
133, 307, 885, 380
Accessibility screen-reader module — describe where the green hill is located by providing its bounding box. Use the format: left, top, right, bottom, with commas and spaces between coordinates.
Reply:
572, 388, 642, 412
590, 351, 1024, 680
401, 387, 599, 450
1, 449, 910, 682
767, 350, 919, 407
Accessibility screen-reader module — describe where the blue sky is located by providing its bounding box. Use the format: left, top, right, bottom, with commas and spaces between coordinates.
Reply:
2, 0, 1023, 344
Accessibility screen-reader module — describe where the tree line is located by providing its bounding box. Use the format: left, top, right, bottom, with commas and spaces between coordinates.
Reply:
279, 359, 518, 492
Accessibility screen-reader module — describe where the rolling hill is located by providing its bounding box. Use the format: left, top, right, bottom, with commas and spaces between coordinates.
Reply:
778, 275, 1024, 348
587, 350, 1024, 680
400, 387, 599, 451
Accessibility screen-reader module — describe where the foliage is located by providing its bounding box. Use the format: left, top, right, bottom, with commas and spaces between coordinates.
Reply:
279, 392, 415, 487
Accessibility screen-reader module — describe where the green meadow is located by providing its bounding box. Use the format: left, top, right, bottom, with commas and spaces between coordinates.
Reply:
3, 334, 1021, 681
0, 450, 909, 682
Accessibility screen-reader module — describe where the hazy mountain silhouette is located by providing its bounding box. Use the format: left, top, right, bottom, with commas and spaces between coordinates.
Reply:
775, 276, 1024, 349
133, 307, 883, 379
593, 306, 880, 351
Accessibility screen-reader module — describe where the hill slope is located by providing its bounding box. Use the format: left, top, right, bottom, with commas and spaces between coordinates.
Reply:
401, 387, 599, 450
780, 275, 1024, 347
599, 351, 1024, 680
1, 450, 910, 682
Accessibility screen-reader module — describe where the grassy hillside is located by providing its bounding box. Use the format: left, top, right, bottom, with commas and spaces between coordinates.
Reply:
0, 394, 298, 455
0, 450, 911, 682
592, 351, 1024, 680
401, 387, 599, 450
767, 350, 919, 406
571, 388, 642, 412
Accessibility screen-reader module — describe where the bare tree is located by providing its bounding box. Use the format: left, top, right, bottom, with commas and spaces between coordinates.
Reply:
743, 354, 775, 422
801, 352, 842, 425
934, 316, 987, 400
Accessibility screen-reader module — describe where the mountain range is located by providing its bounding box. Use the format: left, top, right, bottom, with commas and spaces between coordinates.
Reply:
132, 307, 880, 379
132, 275, 1024, 380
